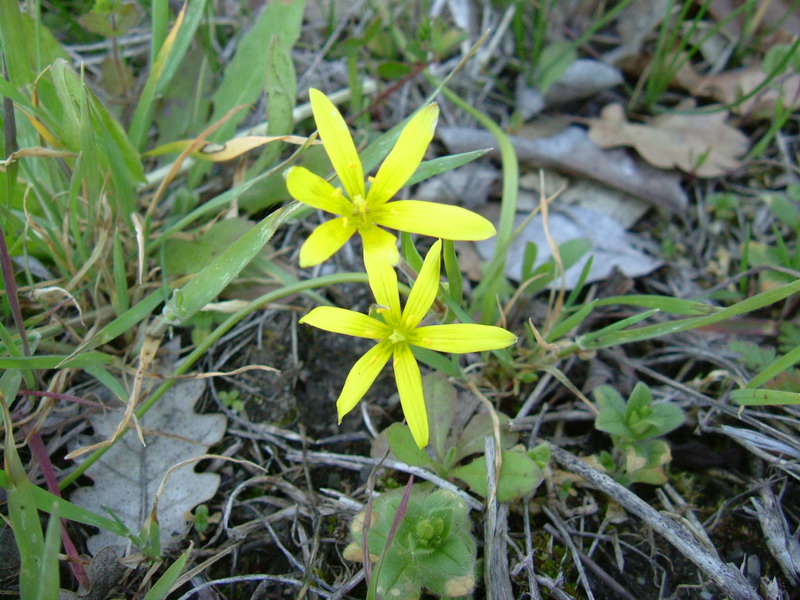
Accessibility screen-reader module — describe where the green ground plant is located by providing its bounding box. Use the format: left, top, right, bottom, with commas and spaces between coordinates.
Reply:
592, 382, 685, 486
344, 485, 477, 600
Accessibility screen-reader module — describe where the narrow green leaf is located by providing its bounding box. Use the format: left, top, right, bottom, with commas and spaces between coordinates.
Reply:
34, 504, 61, 600
1, 398, 44, 600
594, 294, 718, 316
0, 471, 128, 537
160, 203, 302, 325
142, 544, 193, 600
732, 389, 800, 406
129, 1, 210, 150
406, 149, 490, 186
582, 277, 800, 349
0, 352, 112, 369
71, 290, 164, 355
747, 343, 800, 389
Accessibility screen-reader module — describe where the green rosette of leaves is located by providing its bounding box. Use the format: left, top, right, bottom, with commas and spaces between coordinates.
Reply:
344, 486, 477, 599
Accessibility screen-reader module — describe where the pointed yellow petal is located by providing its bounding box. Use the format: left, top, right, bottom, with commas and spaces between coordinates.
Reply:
336, 340, 393, 420
299, 307, 391, 339
299, 217, 358, 267
364, 251, 402, 321
393, 344, 428, 448
359, 224, 399, 266
410, 324, 518, 353
402, 240, 442, 329
285, 166, 352, 216
367, 104, 439, 206
309, 88, 365, 201
372, 200, 496, 240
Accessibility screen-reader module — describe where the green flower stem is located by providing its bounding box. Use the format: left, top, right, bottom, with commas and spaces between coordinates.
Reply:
59, 271, 371, 490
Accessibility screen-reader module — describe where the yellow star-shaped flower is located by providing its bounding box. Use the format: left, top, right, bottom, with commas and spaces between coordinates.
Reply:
285, 89, 496, 267
299, 240, 517, 447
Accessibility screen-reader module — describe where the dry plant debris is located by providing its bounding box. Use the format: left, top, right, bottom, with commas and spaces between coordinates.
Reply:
587, 102, 750, 177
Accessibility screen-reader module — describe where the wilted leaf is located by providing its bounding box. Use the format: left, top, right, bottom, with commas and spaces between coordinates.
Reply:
475, 205, 662, 288
439, 126, 687, 213
587, 102, 749, 177
70, 380, 226, 555
146, 135, 310, 162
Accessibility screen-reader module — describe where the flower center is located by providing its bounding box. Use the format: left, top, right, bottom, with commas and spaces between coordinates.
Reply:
352, 194, 368, 220
388, 328, 407, 345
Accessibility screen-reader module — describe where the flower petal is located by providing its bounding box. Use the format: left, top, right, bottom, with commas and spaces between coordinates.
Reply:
393, 343, 428, 448
309, 88, 365, 201
336, 340, 393, 421
299, 217, 358, 267
364, 250, 401, 321
372, 200, 496, 240
359, 223, 399, 266
299, 306, 391, 339
410, 324, 518, 353
285, 166, 352, 216
367, 104, 439, 206
401, 240, 442, 329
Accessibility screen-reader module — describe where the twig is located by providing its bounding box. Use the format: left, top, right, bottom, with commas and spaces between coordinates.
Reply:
549, 444, 761, 600
283, 448, 483, 511
483, 437, 513, 600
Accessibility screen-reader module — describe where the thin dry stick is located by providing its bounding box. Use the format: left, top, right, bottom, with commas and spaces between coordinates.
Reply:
549, 444, 761, 600
482, 437, 514, 600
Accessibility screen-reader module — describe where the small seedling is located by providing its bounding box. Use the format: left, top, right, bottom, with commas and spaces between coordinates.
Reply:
344, 485, 477, 600
218, 390, 245, 413
593, 382, 685, 486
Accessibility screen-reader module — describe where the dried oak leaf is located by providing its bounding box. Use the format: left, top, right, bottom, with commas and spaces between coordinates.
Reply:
70, 380, 226, 555
675, 62, 800, 117
587, 102, 749, 177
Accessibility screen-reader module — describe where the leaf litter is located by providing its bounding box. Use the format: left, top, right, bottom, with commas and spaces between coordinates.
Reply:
587, 101, 750, 177
70, 379, 226, 555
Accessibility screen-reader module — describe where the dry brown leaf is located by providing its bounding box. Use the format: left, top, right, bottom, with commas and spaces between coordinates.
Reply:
587, 102, 748, 177
675, 62, 800, 116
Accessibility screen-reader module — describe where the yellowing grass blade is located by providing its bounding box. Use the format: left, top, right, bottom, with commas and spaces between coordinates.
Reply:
145, 135, 311, 162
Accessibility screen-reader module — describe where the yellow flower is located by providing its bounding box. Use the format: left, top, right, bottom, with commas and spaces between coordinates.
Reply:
299, 240, 517, 447
285, 89, 496, 267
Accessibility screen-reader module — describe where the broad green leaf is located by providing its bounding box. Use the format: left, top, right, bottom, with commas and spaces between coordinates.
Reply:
644, 404, 685, 437
164, 218, 255, 276
207, 0, 304, 144
454, 412, 517, 463
593, 385, 631, 438
537, 41, 577, 93
260, 32, 297, 168
423, 373, 457, 465
385, 423, 439, 471
625, 382, 652, 423
451, 449, 543, 502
